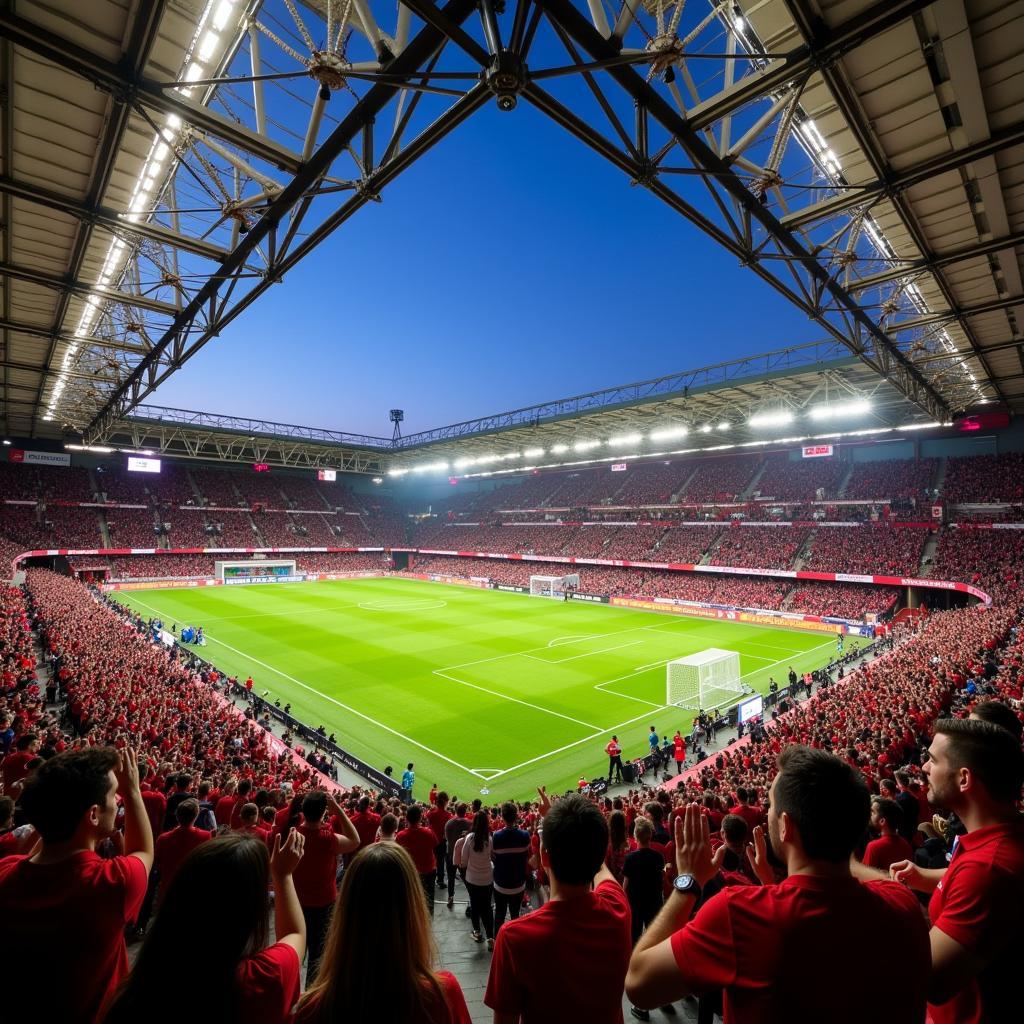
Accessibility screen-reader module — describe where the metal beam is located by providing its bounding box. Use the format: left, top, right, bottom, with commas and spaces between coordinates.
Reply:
889, 293, 1024, 333
0, 260, 180, 316
0, 8, 304, 174
848, 229, 1024, 293
0, 174, 230, 262
84, 0, 481, 442
686, 0, 939, 132
0, 316, 148, 355
534, 0, 950, 421
782, 122, 1024, 231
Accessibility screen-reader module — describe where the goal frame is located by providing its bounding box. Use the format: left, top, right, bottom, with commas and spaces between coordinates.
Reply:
666, 648, 743, 711
528, 573, 580, 599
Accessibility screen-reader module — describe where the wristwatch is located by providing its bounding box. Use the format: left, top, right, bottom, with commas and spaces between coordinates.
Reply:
672, 873, 702, 900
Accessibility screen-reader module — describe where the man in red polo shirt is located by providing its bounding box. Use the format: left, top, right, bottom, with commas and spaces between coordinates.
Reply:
154, 798, 211, 900
349, 794, 381, 850
627, 746, 929, 1022
883, 718, 1024, 1023
861, 797, 911, 870
293, 789, 359, 983
485, 789, 631, 1023
0, 746, 153, 1023
398, 803, 442, 916
426, 791, 452, 889
1, 732, 39, 792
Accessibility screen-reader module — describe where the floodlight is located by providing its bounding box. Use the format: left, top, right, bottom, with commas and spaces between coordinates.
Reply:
608, 433, 642, 447
717, 422, 731, 430
551, 443, 569, 454
573, 440, 600, 451
649, 426, 688, 441
700, 424, 712, 433
808, 400, 871, 420
748, 411, 794, 428
523, 447, 545, 458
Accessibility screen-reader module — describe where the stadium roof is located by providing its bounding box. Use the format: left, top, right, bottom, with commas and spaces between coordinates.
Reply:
1, 0, 1022, 451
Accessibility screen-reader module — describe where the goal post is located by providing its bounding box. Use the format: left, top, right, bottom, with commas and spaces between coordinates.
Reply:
666, 648, 743, 710
529, 573, 580, 599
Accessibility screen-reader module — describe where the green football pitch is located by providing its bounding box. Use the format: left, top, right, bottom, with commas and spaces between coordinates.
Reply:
114, 578, 864, 800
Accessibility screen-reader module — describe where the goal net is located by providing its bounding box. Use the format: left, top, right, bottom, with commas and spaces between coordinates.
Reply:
666, 648, 743, 710
529, 573, 580, 598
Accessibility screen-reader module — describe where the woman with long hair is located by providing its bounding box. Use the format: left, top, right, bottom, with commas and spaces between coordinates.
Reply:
606, 809, 633, 883
102, 830, 306, 1024
294, 842, 471, 1024
456, 810, 495, 948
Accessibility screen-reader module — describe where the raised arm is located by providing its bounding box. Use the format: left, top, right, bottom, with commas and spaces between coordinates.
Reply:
270, 829, 307, 959
327, 794, 360, 854
115, 748, 153, 872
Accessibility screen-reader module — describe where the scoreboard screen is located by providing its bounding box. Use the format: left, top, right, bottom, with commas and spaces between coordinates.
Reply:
318, 469, 337, 481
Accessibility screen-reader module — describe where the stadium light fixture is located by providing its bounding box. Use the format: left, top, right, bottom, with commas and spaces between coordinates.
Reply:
808, 400, 872, 420
387, 468, 409, 477
748, 411, 794, 428
2, 440, 10, 446
649, 426, 688, 441
573, 440, 600, 451
699, 424, 712, 434
717, 422, 731, 430
523, 447, 545, 458
550, 443, 569, 454
608, 433, 642, 447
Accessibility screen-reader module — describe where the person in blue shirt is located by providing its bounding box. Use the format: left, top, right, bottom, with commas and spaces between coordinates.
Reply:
647, 726, 659, 756
401, 762, 415, 804
492, 802, 531, 929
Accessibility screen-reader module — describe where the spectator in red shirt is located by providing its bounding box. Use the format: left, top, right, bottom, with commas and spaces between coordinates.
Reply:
153, 798, 211, 900
293, 790, 360, 983
398, 803, 444, 918
104, 829, 307, 1024
237, 802, 271, 844
214, 778, 238, 826
0, 747, 153, 1024
426, 790, 452, 889
727, 787, 764, 832
294, 842, 471, 1024
885, 718, 1024, 1023
627, 747, 930, 1022
1, 731, 39, 792
860, 798, 912, 870
484, 789, 631, 1023
349, 794, 381, 850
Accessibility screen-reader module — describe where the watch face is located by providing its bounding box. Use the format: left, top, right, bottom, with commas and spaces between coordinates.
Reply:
674, 873, 696, 893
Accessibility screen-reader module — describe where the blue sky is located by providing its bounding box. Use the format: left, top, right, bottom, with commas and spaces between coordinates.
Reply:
152, 24, 822, 436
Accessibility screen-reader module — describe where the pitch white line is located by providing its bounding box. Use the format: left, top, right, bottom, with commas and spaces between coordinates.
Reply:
485, 706, 669, 781
523, 640, 645, 665
547, 634, 598, 647
122, 596, 486, 780
432, 669, 601, 731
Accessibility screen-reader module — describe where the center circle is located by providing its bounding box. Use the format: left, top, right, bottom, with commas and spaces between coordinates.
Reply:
358, 598, 448, 612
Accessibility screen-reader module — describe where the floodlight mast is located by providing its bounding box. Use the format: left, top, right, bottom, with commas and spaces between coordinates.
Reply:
390, 409, 405, 442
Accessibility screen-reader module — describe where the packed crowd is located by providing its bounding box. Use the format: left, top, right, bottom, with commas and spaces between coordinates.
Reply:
710, 526, 810, 570
752, 454, 846, 502
943, 452, 1024, 503
2, 569, 1020, 1023
103, 509, 161, 549
931, 527, 1024, 604
787, 581, 901, 619
804, 525, 929, 575
844, 458, 937, 501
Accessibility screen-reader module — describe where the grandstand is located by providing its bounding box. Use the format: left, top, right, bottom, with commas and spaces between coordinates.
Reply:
1, 2, 1023, 1023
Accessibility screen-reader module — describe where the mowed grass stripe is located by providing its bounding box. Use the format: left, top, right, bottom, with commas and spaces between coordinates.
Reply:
116, 578, 863, 799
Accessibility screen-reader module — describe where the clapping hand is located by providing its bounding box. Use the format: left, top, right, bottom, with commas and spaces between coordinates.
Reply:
674, 804, 724, 887
113, 747, 141, 795
270, 827, 305, 878
745, 825, 774, 885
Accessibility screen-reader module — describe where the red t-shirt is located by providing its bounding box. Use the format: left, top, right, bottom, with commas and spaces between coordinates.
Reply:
1, 750, 34, 790
927, 819, 1024, 1024
862, 833, 912, 870
292, 822, 341, 908
670, 874, 928, 1023
350, 810, 382, 849
154, 825, 211, 892
140, 788, 167, 837
397, 825, 439, 875
294, 969, 471, 1024
485, 879, 631, 1023
236, 942, 300, 1024
214, 794, 239, 826
0, 851, 148, 1023
728, 803, 764, 832
426, 806, 452, 844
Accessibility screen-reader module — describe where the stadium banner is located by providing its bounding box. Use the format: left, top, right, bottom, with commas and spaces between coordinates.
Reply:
610, 596, 846, 633
223, 574, 307, 585
7, 448, 71, 467
569, 591, 610, 603
406, 572, 488, 589
102, 579, 222, 591
492, 583, 529, 594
